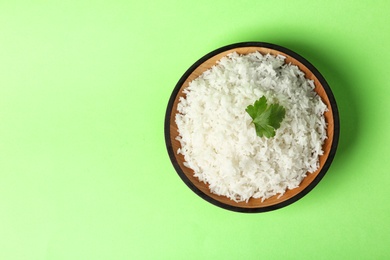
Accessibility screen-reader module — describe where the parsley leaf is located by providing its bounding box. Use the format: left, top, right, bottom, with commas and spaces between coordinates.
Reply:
246, 96, 286, 138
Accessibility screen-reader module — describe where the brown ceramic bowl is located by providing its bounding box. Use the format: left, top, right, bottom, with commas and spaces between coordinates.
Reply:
165, 42, 339, 213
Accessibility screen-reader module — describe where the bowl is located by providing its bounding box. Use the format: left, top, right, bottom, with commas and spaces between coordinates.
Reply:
165, 42, 339, 213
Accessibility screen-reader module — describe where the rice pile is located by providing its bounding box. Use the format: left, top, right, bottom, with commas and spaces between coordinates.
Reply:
175, 51, 327, 202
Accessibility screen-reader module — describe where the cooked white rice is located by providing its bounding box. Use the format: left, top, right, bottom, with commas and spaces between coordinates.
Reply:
175, 51, 327, 202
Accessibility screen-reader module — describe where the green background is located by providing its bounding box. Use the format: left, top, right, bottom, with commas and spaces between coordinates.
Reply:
0, 0, 389, 259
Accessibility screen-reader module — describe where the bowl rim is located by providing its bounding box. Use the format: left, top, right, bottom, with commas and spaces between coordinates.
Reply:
164, 41, 340, 213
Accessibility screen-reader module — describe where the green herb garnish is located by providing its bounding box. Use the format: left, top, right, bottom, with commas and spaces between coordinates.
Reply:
246, 96, 286, 138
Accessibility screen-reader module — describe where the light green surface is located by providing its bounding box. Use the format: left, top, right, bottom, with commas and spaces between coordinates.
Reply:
0, 1, 389, 259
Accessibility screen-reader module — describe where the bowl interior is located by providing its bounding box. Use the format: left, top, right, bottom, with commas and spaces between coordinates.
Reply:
167, 45, 336, 211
